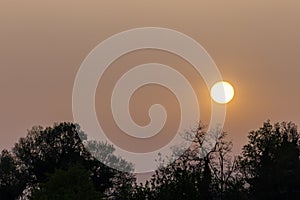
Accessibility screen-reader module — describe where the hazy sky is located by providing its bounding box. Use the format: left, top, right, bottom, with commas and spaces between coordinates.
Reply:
1, 0, 300, 160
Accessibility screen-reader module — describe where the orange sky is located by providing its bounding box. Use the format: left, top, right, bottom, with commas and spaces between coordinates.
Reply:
1, 0, 300, 159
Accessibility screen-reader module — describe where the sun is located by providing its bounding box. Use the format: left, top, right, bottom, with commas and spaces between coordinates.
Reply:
210, 81, 235, 104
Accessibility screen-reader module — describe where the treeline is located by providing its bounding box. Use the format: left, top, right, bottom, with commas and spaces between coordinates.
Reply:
1, 121, 300, 199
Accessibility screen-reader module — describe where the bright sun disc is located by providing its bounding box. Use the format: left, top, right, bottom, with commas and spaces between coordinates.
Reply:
210, 81, 235, 104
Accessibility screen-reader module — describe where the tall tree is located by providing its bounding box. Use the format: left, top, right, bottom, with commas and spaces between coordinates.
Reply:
11, 122, 135, 199
132, 124, 241, 200
238, 121, 300, 200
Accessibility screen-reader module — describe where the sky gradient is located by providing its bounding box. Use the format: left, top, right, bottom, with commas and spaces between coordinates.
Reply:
1, 0, 300, 161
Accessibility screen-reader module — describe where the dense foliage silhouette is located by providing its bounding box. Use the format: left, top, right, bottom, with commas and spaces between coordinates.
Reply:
238, 121, 300, 199
31, 164, 101, 200
0, 123, 134, 200
0, 121, 300, 199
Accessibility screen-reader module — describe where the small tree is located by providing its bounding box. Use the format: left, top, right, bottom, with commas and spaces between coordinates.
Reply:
85, 140, 135, 199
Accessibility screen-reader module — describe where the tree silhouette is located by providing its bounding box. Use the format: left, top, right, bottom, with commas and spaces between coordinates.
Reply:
30, 164, 101, 200
131, 124, 242, 200
85, 141, 134, 173
85, 140, 135, 199
5, 122, 134, 199
238, 121, 300, 199
0, 150, 28, 199
1, 120, 300, 199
